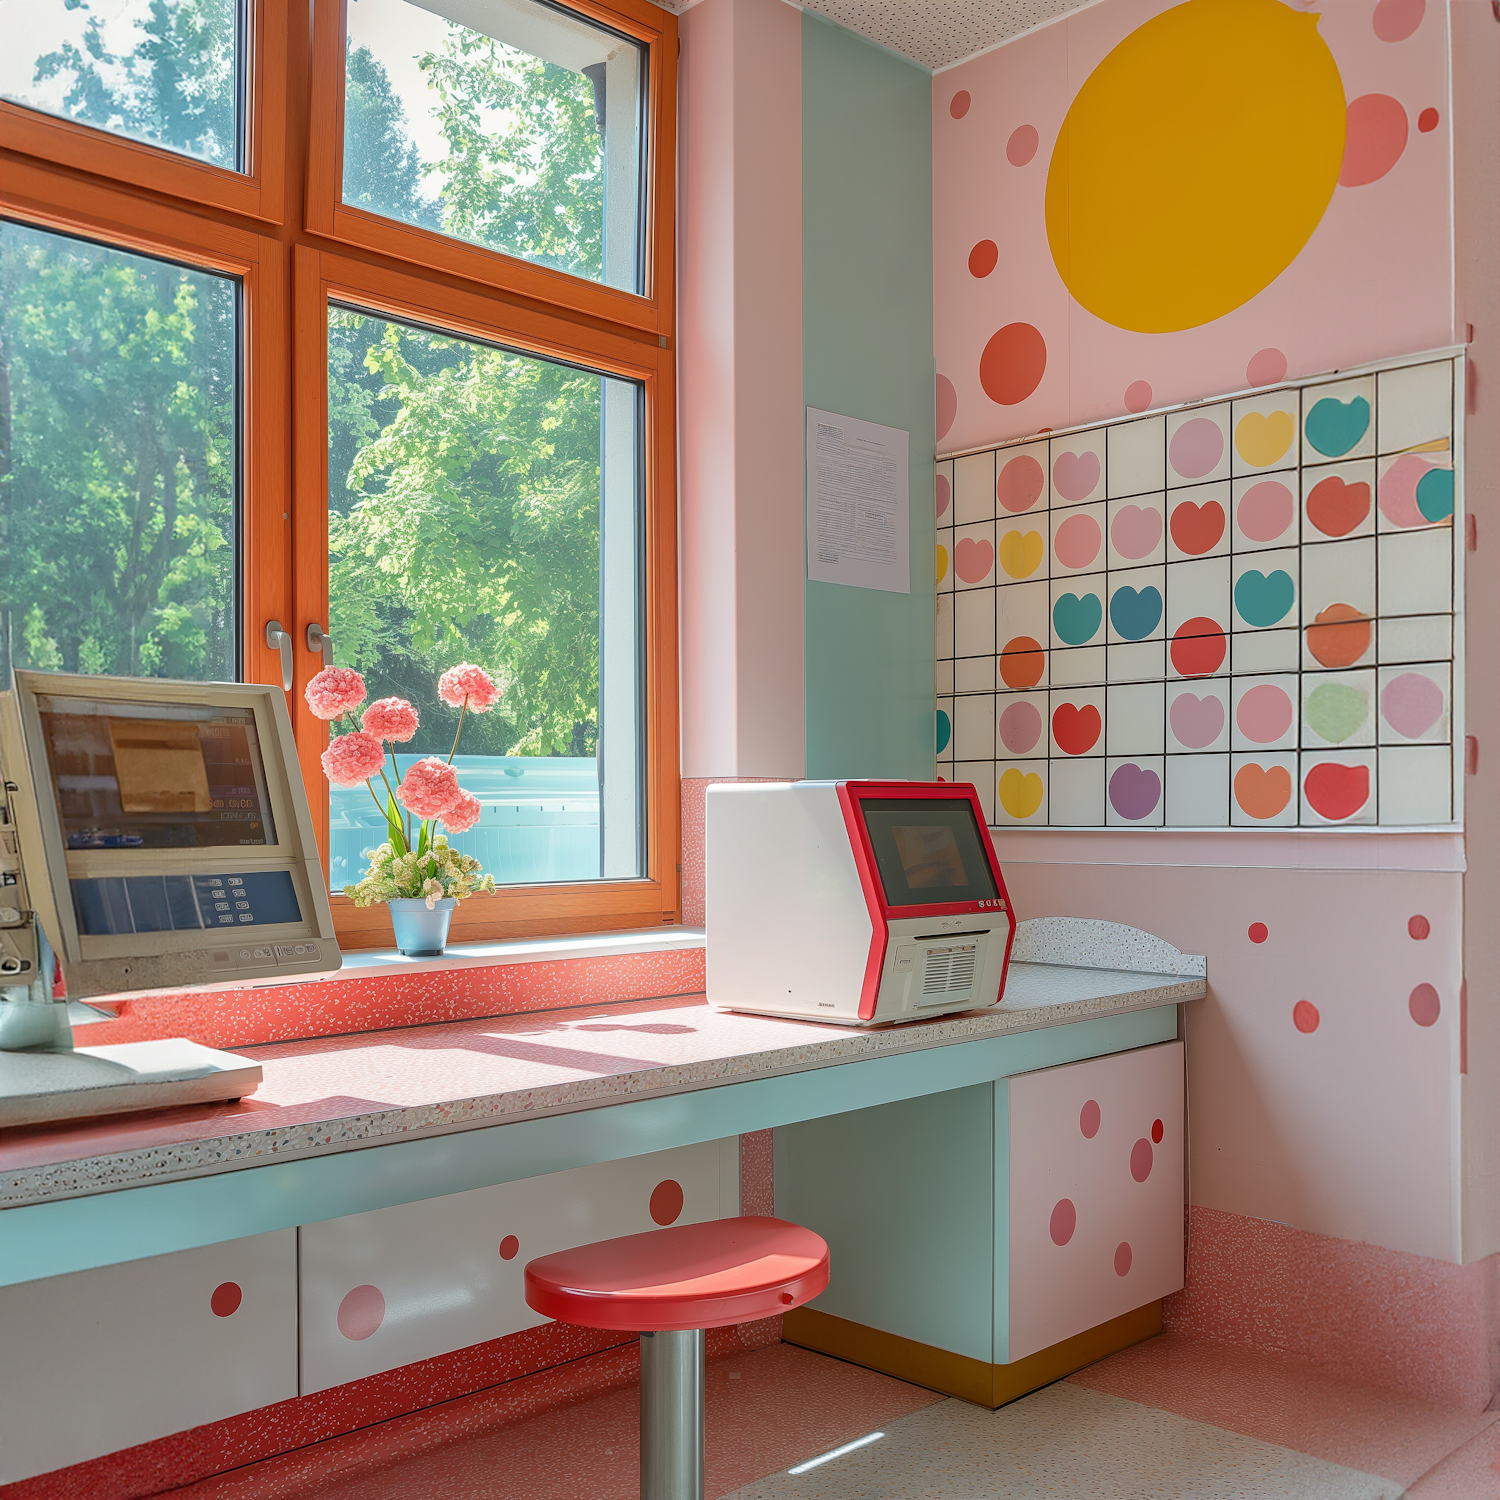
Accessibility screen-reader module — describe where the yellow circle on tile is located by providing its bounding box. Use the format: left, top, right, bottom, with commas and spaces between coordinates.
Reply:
1234, 410, 1295, 468
1045, 0, 1345, 333
999, 529, 1045, 579
998, 767, 1045, 819
936, 544, 949, 585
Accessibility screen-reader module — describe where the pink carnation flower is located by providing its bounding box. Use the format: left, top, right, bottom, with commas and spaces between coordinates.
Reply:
395, 757, 462, 819
362, 696, 420, 743
439, 789, 482, 834
321, 731, 385, 787
305, 666, 367, 720
437, 662, 500, 713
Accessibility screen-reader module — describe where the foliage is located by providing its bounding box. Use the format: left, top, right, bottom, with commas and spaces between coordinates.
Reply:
343, 834, 497, 907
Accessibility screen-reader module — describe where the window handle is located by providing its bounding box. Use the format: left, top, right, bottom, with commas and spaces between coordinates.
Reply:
264, 620, 293, 692
305, 622, 333, 670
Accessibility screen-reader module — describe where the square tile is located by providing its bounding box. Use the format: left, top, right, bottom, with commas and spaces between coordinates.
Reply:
1107, 566, 1166, 644
1302, 460, 1376, 543
1231, 390, 1299, 476
1302, 669, 1376, 750
935, 658, 955, 695
1105, 757, 1165, 825
1107, 414, 1166, 498
934, 460, 954, 525
1379, 614, 1451, 664
1049, 756, 1104, 826
1232, 473, 1299, 552
955, 587, 996, 658
952, 695, 996, 760
996, 517, 1049, 583
1106, 682, 1165, 756
1302, 375, 1374, 465
954, 656, 996, 692
1231, 675, 1298, 752
1050, 430, 1106, 507
1232, 549, 1298, 633
1108, 640, 1167, 683
997, 580, 1048, 652
1233, 627, 1300, 675
1051, 503, 1107, 576
1107, 494, 1167, 569
935, 591, 954, 660
1230, 751, 1298, 826
996, 692, 1049, 759
1167, 482, 1231, 561
1300, 749, 1377, 826
1166, 753, 1230, 826
1377, 360, 1452, 455
1167, 404, 1230, 487
1301, 537, 1376, 623
953, 521, 996, 589
1167, 679, 1229, 753
1377, 663, 1450, 745
1050, 573, 1106, 650
994, 760, 1047, 824
937, 525, 955, 593
1378, 744, 1454, 825
954, 451, 996, 526
1376, 453, 1454, 532
1378, 529, 1452, 616
953, 762, 996, 823
996, 442, 1051, 517
1049, 686, 1106, 758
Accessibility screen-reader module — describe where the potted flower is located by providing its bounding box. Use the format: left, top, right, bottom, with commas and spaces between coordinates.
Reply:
305, 662, 501, 956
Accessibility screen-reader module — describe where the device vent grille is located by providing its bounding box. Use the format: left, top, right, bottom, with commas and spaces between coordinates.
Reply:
921, 946, 977, 996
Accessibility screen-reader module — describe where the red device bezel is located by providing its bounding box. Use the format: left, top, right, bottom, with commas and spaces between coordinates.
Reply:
834, 780, 1017, 1022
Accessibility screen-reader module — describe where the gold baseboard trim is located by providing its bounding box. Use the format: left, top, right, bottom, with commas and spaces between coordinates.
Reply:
781, 1300, 1163, 1409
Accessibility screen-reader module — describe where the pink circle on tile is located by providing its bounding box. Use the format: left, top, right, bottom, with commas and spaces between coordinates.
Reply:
936, 374, 957, 443
935, 473, 950, 519
1293, 1000, 1321, 1034
1237, 480, 1294, 542
1054, 512, 1101, 570
1409, 984, 1440, 1027
1130, 1139, 1153, 1183
1124, 380, 1153, 413
997, 454, 1046, 513
1236, 683, 1294, 744
210, 1282, 242, 1318
650, 1180, 685, 1225
1050, 1198, 1076, 1246
949, 91, 971, 120
1114, 1242, 1133, 1277
1381, 671, 1444, 739
1080, 1099, 1101, 1139
1409, 915, 1430, 940
999, 701, 1043, 755
1169, 418, 1224, 479
1373, 0, 1424, 42
1249, 922, 1269, 944
1341, 95, 1408, 187
499, 1235, 520, 1261
1247, 348, 1288, 387
338, 1285, 386, 1341
1006, 124, 1039, 166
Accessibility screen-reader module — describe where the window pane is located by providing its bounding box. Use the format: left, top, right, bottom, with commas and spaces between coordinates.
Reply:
343, 0, 644, 293
0, 221, 239, 686
0, 0, 243, 170
326, 307, 644, 891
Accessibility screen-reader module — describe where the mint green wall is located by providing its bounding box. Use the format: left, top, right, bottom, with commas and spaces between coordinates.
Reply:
802, 13, 935, 779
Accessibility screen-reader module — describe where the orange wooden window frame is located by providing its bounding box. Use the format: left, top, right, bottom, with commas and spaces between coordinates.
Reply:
0, 0, 681, 951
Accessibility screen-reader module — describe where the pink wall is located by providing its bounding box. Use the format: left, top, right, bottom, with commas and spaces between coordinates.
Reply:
678, 0, 807, 780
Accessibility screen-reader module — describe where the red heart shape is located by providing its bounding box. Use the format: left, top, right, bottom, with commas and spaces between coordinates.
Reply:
1305, 475, 1371, 538
1169, 499, 1226, 555
1051, 702, 1101, 756
1304, 761, 1370, 821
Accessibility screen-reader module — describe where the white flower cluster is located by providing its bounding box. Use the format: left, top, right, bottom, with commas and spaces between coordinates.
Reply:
343, 835, 498, 909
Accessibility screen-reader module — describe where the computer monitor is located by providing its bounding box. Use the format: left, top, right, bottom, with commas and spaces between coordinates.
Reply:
0, 671, 340, 1000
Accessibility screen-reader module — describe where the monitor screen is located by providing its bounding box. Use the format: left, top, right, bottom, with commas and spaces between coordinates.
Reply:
858, 797, 999, 908
38, 696, 277, 851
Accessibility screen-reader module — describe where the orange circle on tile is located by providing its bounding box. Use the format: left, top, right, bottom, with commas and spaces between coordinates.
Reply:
1305, 603, 1371, 668
499, 1235, 520, 1261
1293, 1000, 1321, 1034
1408, 915, 1430, 940
650, 1180, 685, 1226
1000, 636, 1046, 689
210, 1282, 242, 1318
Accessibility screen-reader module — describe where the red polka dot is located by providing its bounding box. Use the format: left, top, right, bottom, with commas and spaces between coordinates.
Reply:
1408, 915, 1430, 940
1080, 1099, 1101, 1139
949, 91, 971, 120
1114, 1242, 1133, 1277
1130, 1139, 1154, 1183
979, 324, 1047, 407
499, 1235, 520, 1261
1006, 124, 1039, 166
1050, 1198, 1076, 1246
1248, 922, 1268, 944
936, 374, 957, 443
1170, 619, 1227, 677
1293, 1000, 1320, 1034
1246, 348, 1288, 387
968, 240, 998, 278
1124, 380, 1152, 413
1418, 107, 1439, 134
1409, 983, 1440, 1027
337, 1284, 385, 1341
1151, 1118, 1164, 1144
210, 1282, 242, 1318
1341, 95, 1409, 187
650, 1180, 684, 1226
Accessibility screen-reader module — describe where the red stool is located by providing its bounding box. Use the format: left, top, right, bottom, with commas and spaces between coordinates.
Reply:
525, 1215, 829, 1500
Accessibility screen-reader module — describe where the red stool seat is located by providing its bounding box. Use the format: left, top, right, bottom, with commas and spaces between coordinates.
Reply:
524, 1215, 829, 1332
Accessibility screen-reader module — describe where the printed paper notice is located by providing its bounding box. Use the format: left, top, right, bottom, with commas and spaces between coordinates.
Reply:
806, 408, 910, 594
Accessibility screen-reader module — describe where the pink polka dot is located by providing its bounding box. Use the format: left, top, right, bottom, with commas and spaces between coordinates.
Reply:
1408, 915, 1430, 940
968, 240, 998, 278
997, 453, 1045, 513
949, 91, 971, 120
1006, 124, 1039, 166
210, 1282, 242, 1318
1124, 380, 1152, 413
1114, 1242, 1133, 1277
1373, 0, 1425, 43
499, 1235, 520, 1261
980, 324, 1047, 407
1418, 107, 1439, 133
935, 473, 951, 519
936, 374, 957, 443
1248, 922, 1268, 944
1080, 1099, 1101, 1139
1130, 1139, 1153, 1183
338, 1284, 386, 1341
650, 1179, 684, 1225
1054, 511, 1102, 570
1341, 95, 1409, 187
1169, 417, 1224, 479
1050, 1198, 1076, 1246
1246, 348, 1288, 387
999, 700, 1043, 755
1409, 984, 1440, 1027
1151, 1118, 1164, 1144
1293, 1000, 1321, 1034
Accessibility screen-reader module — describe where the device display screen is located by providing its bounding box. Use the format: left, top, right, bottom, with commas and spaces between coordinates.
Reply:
859, 798, 999, 908
71, 871, 303, 936
38, 696, 276, 850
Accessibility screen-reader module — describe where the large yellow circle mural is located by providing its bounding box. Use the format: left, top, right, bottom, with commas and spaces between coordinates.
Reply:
1046, 0, 1346, 334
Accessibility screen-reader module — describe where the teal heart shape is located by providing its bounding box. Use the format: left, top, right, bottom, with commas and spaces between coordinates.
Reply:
1053, 591, 1103, 646
936, 709, 951, 754
1234, 569, 1296, 628
1109, 584, 1163, 641
1416, 467, 1454, 523
1305, 395, 1370, 458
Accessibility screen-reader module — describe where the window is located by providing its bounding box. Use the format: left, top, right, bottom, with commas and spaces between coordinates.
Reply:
1, 0, 679, 946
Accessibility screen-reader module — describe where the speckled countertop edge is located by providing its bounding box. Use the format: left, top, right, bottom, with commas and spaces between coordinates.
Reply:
1, 968, 1203, 1208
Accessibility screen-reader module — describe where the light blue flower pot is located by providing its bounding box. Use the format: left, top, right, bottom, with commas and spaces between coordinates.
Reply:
387, 897, 455, 957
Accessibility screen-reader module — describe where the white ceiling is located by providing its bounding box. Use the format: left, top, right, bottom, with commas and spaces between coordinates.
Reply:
660, 0, 1098, 71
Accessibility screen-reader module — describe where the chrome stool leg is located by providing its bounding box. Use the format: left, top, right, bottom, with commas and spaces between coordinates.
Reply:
639, 1328, 705, 1500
